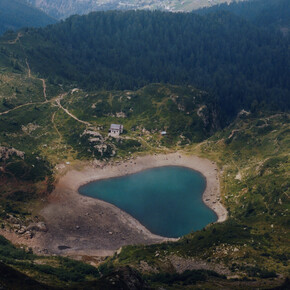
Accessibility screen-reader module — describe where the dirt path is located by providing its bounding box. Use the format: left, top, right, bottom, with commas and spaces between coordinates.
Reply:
25, 58, 31, 78
0, 85, 68, 117
25, 58, 47, 101
51, 110, 62, 140
0, 101, 47, 116
55, 99, 91, 126
6, 32, 23, 44
40, 79, 47, 101
0, 92, 64, 117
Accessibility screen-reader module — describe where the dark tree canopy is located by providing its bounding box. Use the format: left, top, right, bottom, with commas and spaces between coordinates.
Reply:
197, 0, 290, 32
5, 10, 290, 121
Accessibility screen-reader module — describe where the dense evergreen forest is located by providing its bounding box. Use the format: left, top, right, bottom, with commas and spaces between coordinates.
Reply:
197, 0, 290, 32
4, 10, 290, 121
0, 0, 56, 35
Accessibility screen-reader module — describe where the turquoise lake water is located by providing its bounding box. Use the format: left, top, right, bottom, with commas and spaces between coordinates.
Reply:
79, 166, 217, 238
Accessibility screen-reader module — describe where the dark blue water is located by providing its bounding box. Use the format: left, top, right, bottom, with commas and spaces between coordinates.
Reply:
79, 166, 216, 238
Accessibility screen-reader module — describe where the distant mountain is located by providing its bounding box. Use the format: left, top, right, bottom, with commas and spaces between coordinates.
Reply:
0, 0, 56, 35
25, 0, 248, 19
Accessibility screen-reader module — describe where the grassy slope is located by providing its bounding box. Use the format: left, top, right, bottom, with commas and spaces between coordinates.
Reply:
0, 74, 217, 214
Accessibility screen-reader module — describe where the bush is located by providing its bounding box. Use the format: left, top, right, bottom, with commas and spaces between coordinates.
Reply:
148, 269, 225, 286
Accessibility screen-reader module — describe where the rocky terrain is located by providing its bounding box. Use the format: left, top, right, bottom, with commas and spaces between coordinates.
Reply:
26, 0, 248, 18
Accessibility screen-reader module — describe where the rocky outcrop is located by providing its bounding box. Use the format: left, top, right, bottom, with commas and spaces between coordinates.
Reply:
27, 222, 48, 233
0, 146, 25, 161
197, 105, 220, 133
93, 266, 150, 290
238, 109, 251, 118
80, 128, 116, 157
197, 105, 209, 126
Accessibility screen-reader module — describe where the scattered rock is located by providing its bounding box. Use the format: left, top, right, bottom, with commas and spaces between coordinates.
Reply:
0, 146, 25, 160
238, 109, 250, 117
21, 123, 39, 134
24, 231, 33, 239
18, 227, 27, 234
27, 222, 47, 232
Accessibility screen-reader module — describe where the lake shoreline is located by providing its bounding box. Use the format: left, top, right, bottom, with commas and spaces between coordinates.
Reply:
79, 165, 215, 238
72, 152, 227, 223
14, 153, 227, 258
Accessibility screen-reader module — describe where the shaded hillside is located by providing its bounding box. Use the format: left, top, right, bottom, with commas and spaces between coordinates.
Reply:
0, 262, 53, 289
2, 11, 289, 123
197, 0, 290, 34
0, 0, 56, 35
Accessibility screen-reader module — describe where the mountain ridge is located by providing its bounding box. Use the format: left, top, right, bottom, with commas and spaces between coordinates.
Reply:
26, 0, 248, 19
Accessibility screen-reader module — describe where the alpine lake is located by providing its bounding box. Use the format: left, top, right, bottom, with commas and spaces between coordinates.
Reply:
79, 166, 217, 238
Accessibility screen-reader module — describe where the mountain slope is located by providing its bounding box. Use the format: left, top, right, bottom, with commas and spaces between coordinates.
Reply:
26, 0, 248, 19
3, 10, 289, 121
197, 0, 290, 34
0, 0, 56, 35
0, 53, 288, 287
0, 8, 289, 289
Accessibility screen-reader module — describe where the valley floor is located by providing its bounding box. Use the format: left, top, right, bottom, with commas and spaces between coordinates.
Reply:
46, 153, 227, 256
1, 153, 227, 261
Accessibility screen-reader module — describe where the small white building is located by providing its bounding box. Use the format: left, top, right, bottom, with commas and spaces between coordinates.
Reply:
109, 124, 124, 137
161, 131, 167, 136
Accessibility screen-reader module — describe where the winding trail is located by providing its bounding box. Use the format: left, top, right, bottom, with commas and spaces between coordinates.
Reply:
51, 110, 62, 140
0, 101, 46, 116
25, 58, 47, 101
5, 32, 23, 44
0, 89, 91, 129
55, 99, 91, 126
40, 79, 47, 101
25, 58, 31, 78
1, 33, 92, 131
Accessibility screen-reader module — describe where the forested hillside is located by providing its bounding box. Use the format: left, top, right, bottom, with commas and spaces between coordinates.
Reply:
197, 0, 290, 34
0, 0, 56, 35
5, 10, 289, 123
